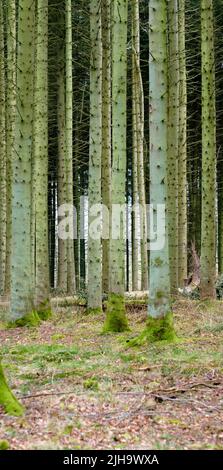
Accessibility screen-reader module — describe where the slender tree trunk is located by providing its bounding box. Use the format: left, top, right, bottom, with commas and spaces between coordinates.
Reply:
57, 43, 68, 291
101, 0, 111, 294
104, 0, 129, 332
147, 0, 174, 340
87, 0, 103, 312
131, 0, 139, 291
5, 0, 16, 297
178, 0, 188, 287
132, 0, 148, 292
218, 169, 223, 274
200, 0, 216, 299
10, 0, 36, 321
167, 0, 179, 293
65, 0, 75, 294
0, 0, 6, 296
33, 0, 50, 315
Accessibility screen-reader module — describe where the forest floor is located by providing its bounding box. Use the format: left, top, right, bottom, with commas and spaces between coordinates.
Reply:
0, 299, 223, 450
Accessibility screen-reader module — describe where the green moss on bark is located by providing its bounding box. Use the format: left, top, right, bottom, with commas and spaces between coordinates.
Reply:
103, 293, 129, 333
127, 312, 177, 346
85, 307, 102, 316
7, 311, 41, 328
0, 363, 24, 416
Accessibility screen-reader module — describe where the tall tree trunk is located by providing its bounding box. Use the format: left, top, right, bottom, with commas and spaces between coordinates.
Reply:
167, 0, 179, 293
200, 0, 216, 299
5, 0, 16, 297
0, 0, 6, 296
178, 0, 188, 287
57, 42, 68, 291
10, 0, 36, 321
87, 0, 103, 312
147, 0, 175, 340
104, 0, 129, 332
132, 0, 148, 292
131, 0, 139, 292
65, 0, 75, 294
33, 0, 50, 316
101, 0, 111, 295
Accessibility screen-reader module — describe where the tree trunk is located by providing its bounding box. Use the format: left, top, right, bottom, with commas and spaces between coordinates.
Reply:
0, 0, 6, 296
167, 0, 179, 293
0, 362, 23, 416
178, 0, 188, 287
87, 0, 103, 312
105, 0, 129, 332
131, 0, 139, 292
148, 0, 174, 340
33, 0, 50, 316
200, 0, 216, 299
10, 0, 36, 321
57, 40, 68, 292
5, 0, 16, 297
65, 0, 75, 294
101, 0, 111, 294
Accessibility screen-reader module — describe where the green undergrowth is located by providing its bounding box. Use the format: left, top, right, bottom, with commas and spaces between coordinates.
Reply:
1, 300, 223, 409
0, 299, 223, 448
7, 311, 41, 329
85, 307, 102, 316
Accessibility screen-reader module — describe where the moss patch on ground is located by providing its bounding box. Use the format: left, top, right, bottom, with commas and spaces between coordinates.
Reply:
0, 300, 223, 449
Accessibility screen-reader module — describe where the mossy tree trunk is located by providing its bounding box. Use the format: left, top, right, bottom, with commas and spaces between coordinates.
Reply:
33, 0, 51, 317
200, 0, 216, 299
10, 0, 36, 321
101, 0, 111, 295
5, 0, 16, 297
105, 0, 129, 332
0, 0, 6, 296
167, 0, 179, 294
178, 0, 188, 288
148, 0, 175, 340
87, 0, 103, 313
0, 362, 23, 416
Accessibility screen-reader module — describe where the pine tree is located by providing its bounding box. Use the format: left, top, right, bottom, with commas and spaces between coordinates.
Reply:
104, 0, 129, 332
101, 0, 112, 294
146, 0, 175, 340
5, 0, 16, 296
65, 0, 75, 294
167, 0, 179, 293
200, 0, 216, 299
0, 0, 6, 296
87, 0, 103, 313
178, 0, 188, 287
33, 0, 51, 317
10, 0, 38, 323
